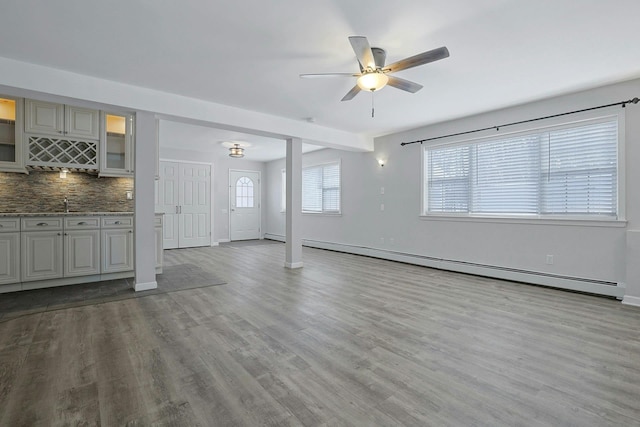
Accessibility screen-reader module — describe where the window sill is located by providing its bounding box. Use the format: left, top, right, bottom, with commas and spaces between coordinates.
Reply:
302, 211, 342, 217
419, 213, 627, 228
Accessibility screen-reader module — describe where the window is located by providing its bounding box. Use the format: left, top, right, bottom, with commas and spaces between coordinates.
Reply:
302, 161, 341, 213
235, 176, 254, 208
424, 117, 619, 219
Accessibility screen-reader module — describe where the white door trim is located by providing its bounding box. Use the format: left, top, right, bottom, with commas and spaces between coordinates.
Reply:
229, 169, 262, 241
160, 158, 215, 247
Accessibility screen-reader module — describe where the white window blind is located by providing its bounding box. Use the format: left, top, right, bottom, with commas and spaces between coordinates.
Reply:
302, 162, 341, 213
425, 118, 618, 218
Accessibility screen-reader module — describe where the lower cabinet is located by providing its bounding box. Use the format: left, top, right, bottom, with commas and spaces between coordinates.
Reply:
64, 229, 101, 277
0, 231, 20, 286
155, 214, 163, 273
21, 230, 64, 282
102, 228, 134, 273
0, 214, 160, 293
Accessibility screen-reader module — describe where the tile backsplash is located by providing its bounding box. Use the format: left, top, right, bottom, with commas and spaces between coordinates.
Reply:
0, 171, 134, 213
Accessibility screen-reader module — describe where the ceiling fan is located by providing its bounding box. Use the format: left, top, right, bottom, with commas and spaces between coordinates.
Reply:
300, 36, 450, 102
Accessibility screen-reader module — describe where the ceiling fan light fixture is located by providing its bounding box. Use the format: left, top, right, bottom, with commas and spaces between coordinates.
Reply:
357, 71, 389, 92
229, 143, 245, 158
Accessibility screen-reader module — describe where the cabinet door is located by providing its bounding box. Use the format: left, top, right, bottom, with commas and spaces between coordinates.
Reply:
155, 225, 163, 269
0, 232, 20, 285
25, 100, 64, 136
21, 231, 63, 282
100, 112, 134, 177
64, 230, 100, 277
65, 106, 99, 139
101, 229, 134, 273
0, 96, 26, 173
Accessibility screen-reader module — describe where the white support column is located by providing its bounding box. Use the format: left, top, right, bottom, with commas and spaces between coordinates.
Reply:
285, 137, 303, 269
133, 111, 158, 291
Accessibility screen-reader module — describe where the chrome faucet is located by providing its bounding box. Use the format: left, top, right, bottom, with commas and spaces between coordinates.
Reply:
63, 196, 69, 213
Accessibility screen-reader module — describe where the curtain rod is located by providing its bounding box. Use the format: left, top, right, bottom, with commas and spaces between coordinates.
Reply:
400, 97, 639, 147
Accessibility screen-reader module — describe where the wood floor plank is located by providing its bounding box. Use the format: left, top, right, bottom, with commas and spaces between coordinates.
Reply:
0, 242, 639, 426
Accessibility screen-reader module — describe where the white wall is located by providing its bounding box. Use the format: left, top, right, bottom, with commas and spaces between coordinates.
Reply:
159, 146, 267, 243
265, 78, 640, 301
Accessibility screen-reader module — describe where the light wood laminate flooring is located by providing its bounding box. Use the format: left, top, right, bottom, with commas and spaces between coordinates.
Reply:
1, 243, 639, 426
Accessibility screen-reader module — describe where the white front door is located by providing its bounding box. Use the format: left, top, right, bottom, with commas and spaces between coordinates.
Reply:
156, 161, 211, 249
229, 170, 261, 241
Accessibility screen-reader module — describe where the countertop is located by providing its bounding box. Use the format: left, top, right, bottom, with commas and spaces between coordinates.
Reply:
0, 212, 134, 217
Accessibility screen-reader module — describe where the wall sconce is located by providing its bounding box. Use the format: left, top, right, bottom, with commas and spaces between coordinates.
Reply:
59, 168, 70, 179
377, 159, 386, 167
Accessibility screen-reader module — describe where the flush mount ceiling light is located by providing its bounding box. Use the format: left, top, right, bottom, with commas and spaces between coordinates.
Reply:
229, 143, 245, 158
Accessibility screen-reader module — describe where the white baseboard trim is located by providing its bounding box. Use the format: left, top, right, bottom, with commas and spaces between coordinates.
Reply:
284, 261, 304, 269
263, 233, 623, 298
210, 242, 219, 247
622, 295, 640, 307
217, 239, 230, 244
134, 281, 158, 292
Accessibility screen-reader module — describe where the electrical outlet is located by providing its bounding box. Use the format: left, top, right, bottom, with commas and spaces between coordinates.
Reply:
380, 203, 385, 211
380, 186, 385, 195
546, 255, 554, 265
125, 191, 133, 200
380, 237, 385, 244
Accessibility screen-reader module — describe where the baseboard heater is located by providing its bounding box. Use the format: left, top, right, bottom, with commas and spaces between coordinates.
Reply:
263, 233, 623, 298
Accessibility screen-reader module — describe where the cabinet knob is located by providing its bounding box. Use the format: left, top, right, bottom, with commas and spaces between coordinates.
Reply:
64, 233, 68, 236
128, 230, 133, 233
58, 233, 62, 236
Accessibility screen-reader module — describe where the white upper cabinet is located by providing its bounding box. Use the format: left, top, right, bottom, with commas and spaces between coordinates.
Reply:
65, 106, 100, 139
99, 111, 134, 177
0, 96, 26, 173
25, 100, 99, 140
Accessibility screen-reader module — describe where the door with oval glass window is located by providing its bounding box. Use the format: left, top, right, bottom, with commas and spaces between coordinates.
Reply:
229, 170, 261, 241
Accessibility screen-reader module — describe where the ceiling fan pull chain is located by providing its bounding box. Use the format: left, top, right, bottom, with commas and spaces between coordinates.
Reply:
371, 90, 375, 118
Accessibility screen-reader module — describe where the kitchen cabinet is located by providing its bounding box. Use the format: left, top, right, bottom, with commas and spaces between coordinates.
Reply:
21, 217, 64, 282
155, 214, 163, 273
0, 218, 20, 288
63, 217, 100, 277
0, 96, 26, 173
100, 112, 134, 177
101, 216, 134, 273
25, 100, 99, 140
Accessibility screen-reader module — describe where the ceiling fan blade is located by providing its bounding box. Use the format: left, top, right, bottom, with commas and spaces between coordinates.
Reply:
341, 85, 361, 101
386, 76, 423, 93
349, 36, 376, 71
384, 46, 449, 73
300, 73, 358, 78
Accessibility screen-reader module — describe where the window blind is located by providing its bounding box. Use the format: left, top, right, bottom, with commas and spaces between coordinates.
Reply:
425, 118, 618, 218
302, 162, 341, 213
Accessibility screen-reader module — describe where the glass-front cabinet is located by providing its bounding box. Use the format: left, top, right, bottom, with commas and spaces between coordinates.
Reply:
0, 96, 25, 173
100, 111, 134, 177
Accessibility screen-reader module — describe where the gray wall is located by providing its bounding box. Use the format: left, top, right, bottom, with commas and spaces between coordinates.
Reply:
159, 146, 267, 243
265, 78, 640, 299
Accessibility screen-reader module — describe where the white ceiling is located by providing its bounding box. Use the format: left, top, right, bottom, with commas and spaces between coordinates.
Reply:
159, 120, 324, 162
1, 0, 639, 144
